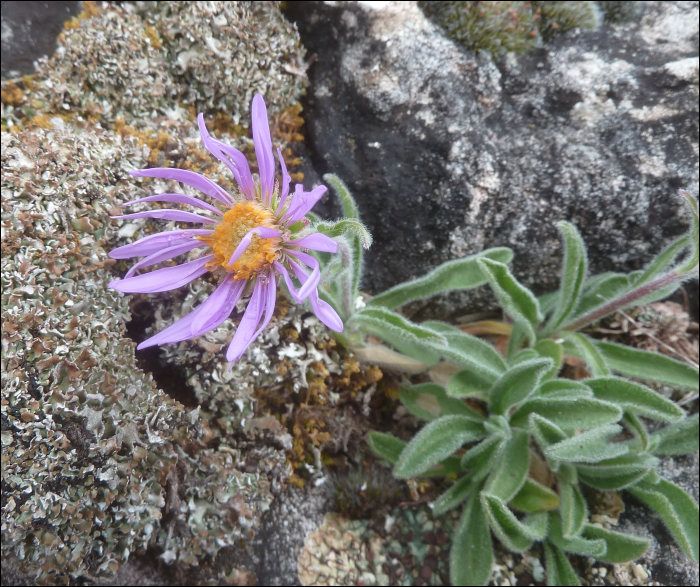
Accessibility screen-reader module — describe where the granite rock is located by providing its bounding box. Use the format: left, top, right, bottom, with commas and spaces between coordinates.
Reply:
286, 1, 699, 319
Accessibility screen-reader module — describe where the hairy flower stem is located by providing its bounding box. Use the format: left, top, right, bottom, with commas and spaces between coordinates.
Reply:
562, 269, 693, 333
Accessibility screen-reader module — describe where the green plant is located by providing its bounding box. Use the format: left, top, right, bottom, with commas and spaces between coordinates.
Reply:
365, 190, 699, 585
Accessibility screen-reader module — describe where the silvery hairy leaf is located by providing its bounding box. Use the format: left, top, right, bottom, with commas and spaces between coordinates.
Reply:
368, 247, 513, 310
451, 491, 494, 587
398, 382, 485, 422
488, 358, 554, 415
481, 493, 546, 552
585, 377, 685, 422
483, 430, 530, 501
650, 414, 699, 456
477, 258, 543, 345
544, 424, 628, 463
510, 397, 622, 431
393, 415, 486, 479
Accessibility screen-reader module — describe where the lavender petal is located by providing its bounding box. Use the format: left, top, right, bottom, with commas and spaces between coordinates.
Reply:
125, 240, 207, 279
289, 251, 321, 300
251, 94, 275, 203
131, 168, 233, 206
273, 260, 302, 303
226, 277, 266, 362
286, 233, 338, 253
197, 114, 255, 199
281, 185, 327, 225
124, 193, 223, 216
110, 229, 212, 259
277, 147, 291, 208
138, 275, 245, 349
250, 274, 277, 341
228, 226, 282, 267
288, 259, 343, 332
110, 255, 212, 293
112, 210, 217, 224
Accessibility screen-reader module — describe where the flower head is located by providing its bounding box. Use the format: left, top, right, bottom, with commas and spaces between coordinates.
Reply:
110, 94, 342, 364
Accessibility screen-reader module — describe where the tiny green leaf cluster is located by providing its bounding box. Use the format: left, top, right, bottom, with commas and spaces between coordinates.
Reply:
358, 189, 699, 585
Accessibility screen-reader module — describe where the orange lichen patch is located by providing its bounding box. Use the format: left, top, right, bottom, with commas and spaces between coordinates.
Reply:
1, 80, 24, 106
144, 26, 163, 50
200, 201, 280, 278
63, 0, 100, 32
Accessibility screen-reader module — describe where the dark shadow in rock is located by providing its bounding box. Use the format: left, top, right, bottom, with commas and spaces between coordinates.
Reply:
125, 298, 199, 409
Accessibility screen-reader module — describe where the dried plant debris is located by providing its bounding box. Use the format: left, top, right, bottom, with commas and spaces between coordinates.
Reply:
1, 1, 307, 131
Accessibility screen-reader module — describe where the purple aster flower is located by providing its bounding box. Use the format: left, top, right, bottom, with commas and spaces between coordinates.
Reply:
110, 94, 343, 364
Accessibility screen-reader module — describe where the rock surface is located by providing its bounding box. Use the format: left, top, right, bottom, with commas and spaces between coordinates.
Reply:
287, 1, 699, 319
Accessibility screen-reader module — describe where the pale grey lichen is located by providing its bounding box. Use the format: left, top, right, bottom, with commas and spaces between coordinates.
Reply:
4, 1, 307, 130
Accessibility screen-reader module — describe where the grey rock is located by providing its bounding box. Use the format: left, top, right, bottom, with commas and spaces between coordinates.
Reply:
1, 1, 81, 80
286, 1, 698, 319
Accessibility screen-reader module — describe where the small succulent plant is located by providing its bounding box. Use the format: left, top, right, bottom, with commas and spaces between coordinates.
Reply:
310, 184, 698, 585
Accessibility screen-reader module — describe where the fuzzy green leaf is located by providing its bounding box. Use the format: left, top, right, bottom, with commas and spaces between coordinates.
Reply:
399, 383, 485, 422
559, 482, 587, 539
477, 258, 543, 343
586, 377, 685, 422
488, 358, 554, 415
510, 478, 560, 512
543, 222, 588, 334
544, 424, 628, 463
623, 412, 649, 453
577, 452, 655, 490
507, 320, 528, 361
447, 367, 495, 398
548, 513, 607, 557
530, 414, 569, 451
635, 235, 692, 287
628, 478, 699, 562
675, 189, 699, 274
420, 456, 463, 478
562, 332, 610, 377
581, 525, 649, 563
368, 247, 513, 310
576, 273, 631, 317
484, 430, 530, 501
349, 307, 445, 363
510, 397, 622, 431
558, 463, 578, 485
368, 431, 406, 464
594, 340, 699, 392
650, 414, 699, 456
451, 491, 494, 587
424, 321, 508, 373
537, 379, 594, 399
544, 541, 580, 587
481, 493, 543, 552
538, 290, 560, 315
511, 349, 539, 365
393, 415, 486, 479
534, 339, 564, 380
460, 434, 507, 480
433, 475, 478, 515
323, 173, 359, 220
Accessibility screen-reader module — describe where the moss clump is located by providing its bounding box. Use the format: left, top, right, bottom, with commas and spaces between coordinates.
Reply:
420, 1, 602, 56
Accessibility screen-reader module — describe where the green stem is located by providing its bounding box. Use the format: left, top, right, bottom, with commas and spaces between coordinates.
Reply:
562, 270, 689, 332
